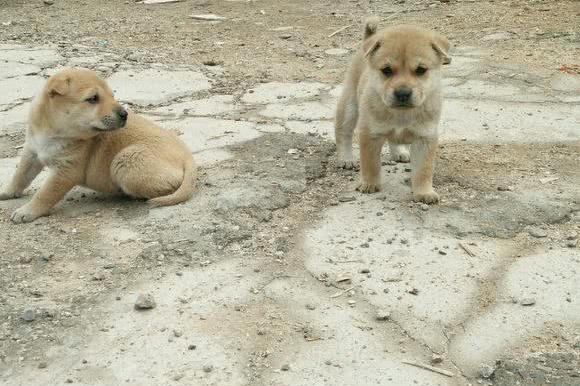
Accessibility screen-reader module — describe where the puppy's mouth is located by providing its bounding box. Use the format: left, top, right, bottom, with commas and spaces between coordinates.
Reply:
391, 103, 415, 110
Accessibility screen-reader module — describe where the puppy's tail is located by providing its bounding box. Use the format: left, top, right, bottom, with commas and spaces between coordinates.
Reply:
148, 156, 197, 207
364, 16, 380, 39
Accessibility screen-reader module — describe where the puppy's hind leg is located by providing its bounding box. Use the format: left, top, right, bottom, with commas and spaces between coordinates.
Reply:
335, 89, 358, 169
111, 145, 193, 206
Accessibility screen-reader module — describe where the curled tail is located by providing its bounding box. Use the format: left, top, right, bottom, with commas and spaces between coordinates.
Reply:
149, 155, 196, 207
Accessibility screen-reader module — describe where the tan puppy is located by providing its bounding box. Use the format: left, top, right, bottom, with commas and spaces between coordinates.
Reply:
0, 68, 196, 223
335, 18, 450, 203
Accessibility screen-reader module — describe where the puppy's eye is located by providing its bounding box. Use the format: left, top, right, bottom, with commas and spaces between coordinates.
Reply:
415, 66, 428, 76
85, 95, 100, 104
381, 66, 393, 77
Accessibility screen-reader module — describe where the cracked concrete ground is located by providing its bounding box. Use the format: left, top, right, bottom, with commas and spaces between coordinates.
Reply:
0, 38, 578, 386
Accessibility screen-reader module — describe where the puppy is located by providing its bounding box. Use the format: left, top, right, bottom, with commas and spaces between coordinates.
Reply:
335, 18, 451, 203
0, 68, 196, 223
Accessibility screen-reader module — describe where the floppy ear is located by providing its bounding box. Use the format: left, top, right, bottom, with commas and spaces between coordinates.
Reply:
431, 33, 451, 65
362, 16, 381, 58
47, 75, 71, 97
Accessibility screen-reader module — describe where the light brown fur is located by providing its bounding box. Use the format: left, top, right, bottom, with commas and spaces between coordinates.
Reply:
0, 68, 196, 223
335, 18, 450, 203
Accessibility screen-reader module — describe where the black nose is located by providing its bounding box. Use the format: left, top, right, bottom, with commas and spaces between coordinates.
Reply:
117, 108, 128, 122
394, 87, 412, 104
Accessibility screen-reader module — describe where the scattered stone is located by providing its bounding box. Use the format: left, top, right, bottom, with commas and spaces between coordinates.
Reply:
173, 330, 183, 338
375, 310, 391, 321
134, 293, 156, 310
338, 195, 356, 202
420, 204, 429, 211
325, 48, 348, 56
140, 0, 181, 4
438, 250, 447, 256
359, 267, 370, 274
407, 288, 419, 296
188, 344, 197, 350
38, 361, 48, 369
305, 304, 316, 310
566, 240, 577, 248
43, 0, 54, 5
566, 231, 578, 240
203, 364, 214, 373
21, 309, 36, 322
65, 379, 73, 384
528, 227, 547, 238
360, 242, 369, 248
497, 185, 512, 191
190, 14, 226, 21
482, 32, 512, 41
279, 34, 292, 40
479, 363, 495, 379
520, 297, 536, 306
430, 355, 444, 365
287, 148, 298, 155
281, 364, 290, 371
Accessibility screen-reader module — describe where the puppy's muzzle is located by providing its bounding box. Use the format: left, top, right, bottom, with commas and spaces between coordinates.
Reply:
393, 87, 413, 107
99, 108, 128, 131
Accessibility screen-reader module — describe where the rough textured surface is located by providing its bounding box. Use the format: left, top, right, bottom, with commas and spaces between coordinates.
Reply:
0, 3, 579, 385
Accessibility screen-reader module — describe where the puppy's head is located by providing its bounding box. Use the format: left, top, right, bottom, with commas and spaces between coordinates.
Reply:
42, 68, 127, 137
362, 19, 451, 110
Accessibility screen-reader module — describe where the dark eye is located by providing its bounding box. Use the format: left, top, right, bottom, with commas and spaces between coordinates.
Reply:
381, 66, 393, 77
86, 94, 99, 104
415, 66, 428, 75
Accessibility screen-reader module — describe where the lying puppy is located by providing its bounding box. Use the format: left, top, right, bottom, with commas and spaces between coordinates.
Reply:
0, 68, 196, 223
335, 18, 451, 203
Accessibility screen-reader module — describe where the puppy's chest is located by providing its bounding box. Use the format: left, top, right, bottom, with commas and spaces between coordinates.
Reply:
369, 119, 437, 143
28, 134, 74, 165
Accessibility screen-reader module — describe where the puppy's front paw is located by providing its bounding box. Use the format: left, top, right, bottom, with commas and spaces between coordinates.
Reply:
357, 182, 381, 194
413, 190, 439, 204
390, 151, 410, 163
0, 190, 22, 201
337, 159, 358, 170
10, 204, 43, 224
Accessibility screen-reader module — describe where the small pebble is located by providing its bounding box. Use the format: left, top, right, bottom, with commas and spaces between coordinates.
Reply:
173, 330, 183, 338
528, 227, 547, 238
134, 293, 156, 310
21, 309, 36, 322
430, 355, 444, 364
566, 240, 577, 248
305, 304, 316, 310
281, 364, 290, 371
438, 250, 447, 256
420, 204, 429, 211
359, 267, 370, 274
520, 297, 536, 306
38, 361, 48, 369
479, 364, 495, 379
407, 288, 419, 295
188, 344, 197, 350
375, 310, 391, 321
203, 364, 214, 373
338, 195, 356, 202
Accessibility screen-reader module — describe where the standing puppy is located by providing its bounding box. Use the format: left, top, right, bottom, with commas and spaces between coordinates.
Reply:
0, 68, 196, 223
335, 18, 451, 203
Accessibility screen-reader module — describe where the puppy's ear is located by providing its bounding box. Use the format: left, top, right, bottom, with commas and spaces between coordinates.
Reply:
47, 75, 71, 97
363, 37, 381, 58
431, 33, 451, 65
364, 16, 380, 39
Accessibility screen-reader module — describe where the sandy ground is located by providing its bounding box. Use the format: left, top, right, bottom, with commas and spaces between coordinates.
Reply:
0, 1, 579, 385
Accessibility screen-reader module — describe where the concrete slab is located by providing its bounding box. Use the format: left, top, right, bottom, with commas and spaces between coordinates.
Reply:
173, 117, 260, 152
259, 101, 335, 120
0, 47, 62, 68
107, 69, 211, 106
449, 249, 580, 375
241, 82, 328, 104
0, 75, 44, 107
0, 62, 41, 79
285, 120, 334, 136
0, 102, 30, 133
441, 99, 580, 143
148, 95, 238, 117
